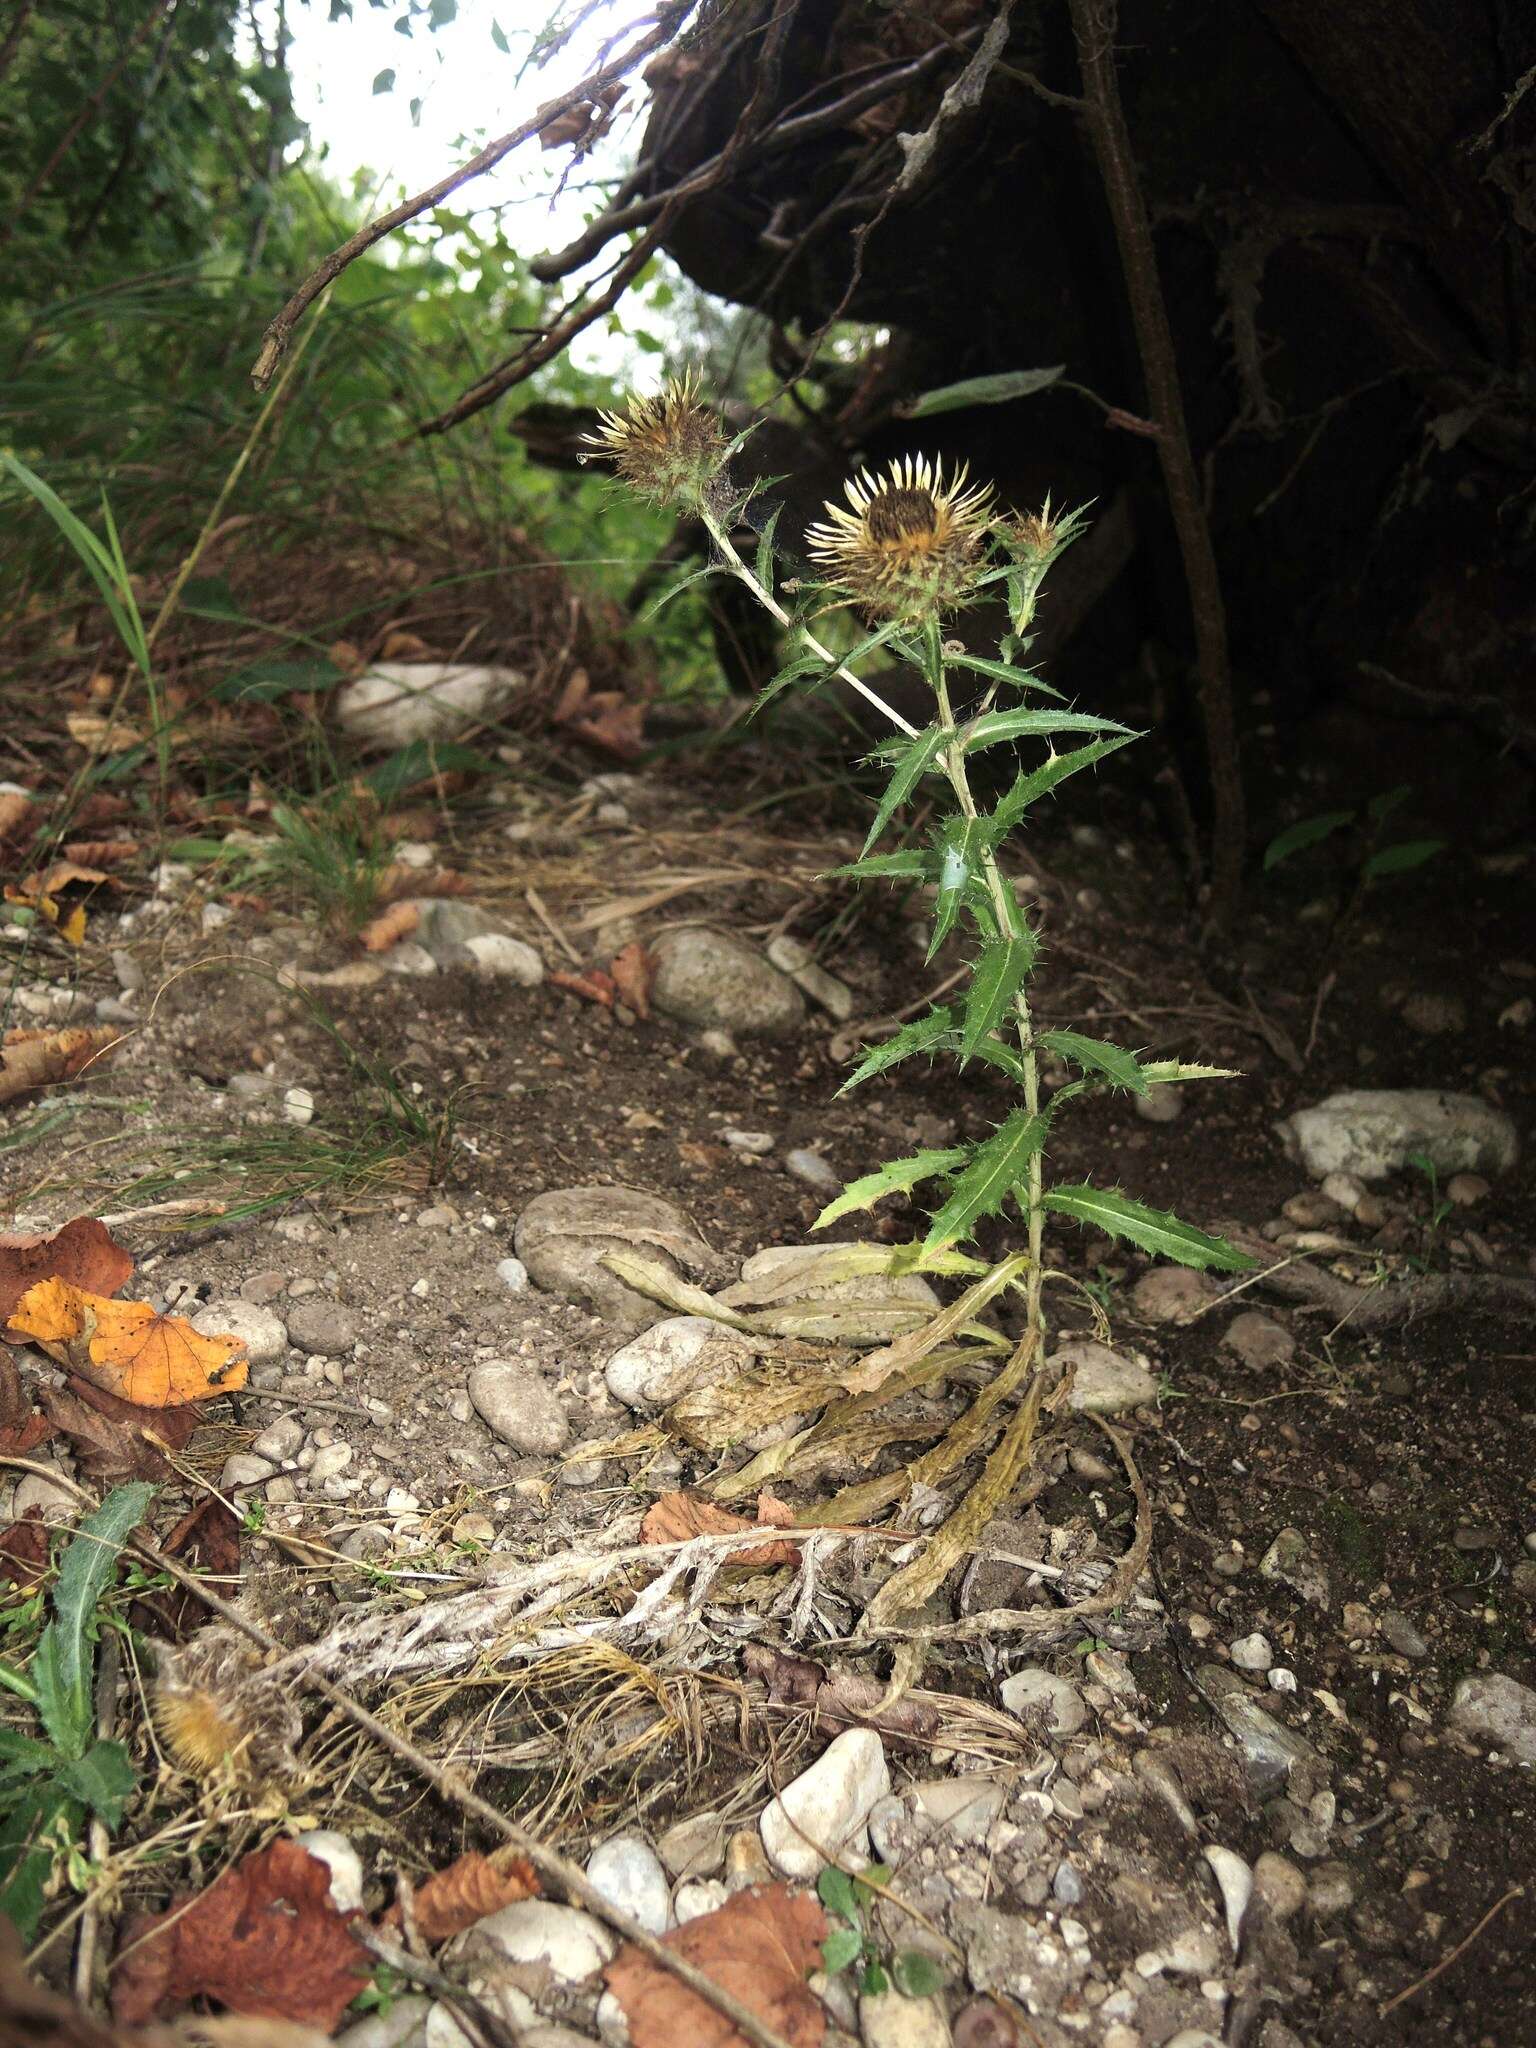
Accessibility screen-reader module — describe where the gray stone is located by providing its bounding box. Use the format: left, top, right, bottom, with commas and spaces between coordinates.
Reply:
1380, 1609, 1428, 1658
1134, 1084, 1184, 1123
604, 1316, 755, 1412
382, 942, 438, 978
495, 1256, 530, 1292
468, 1363, 570, 1454
1447, 1672, 1536, 1762
1231, 1632, 1274, 1672
340, 1522, 393, 1562
1259, 1527, 1330, 1609
1049, 1339, 1156, 1415
250, 1414, 304, 1462
1251, 1851, 1307, 1924
309, 1443, 354, 1481
869, 1778, 1007, 1861
413, 899, 503, 956
722, 1128, 774, 1155
784, 1147, 842, 1193
1199, 1665, 1317, 1785
858, 1988, 951, 2048
1131, 1265, 1216, 1323
1222, 1311, 1295, 1371
337, 662, 526, 752
191, 1299, 288, 1368
220, 1452, 276, 1491
585, 1836, 671, 1934
11, 1467, 76, 1521
1052, 1862, 1084, 1905
464, 932, 544, 984
514, 1185, 711, 1336
674, 1879, 729, 1922
649, 926, 806, 1039
1277, 1089, 1519, 1182
453, 1900, 616, 1983
999, 1668, 1087, 1737
759, 1728, 890, 1879
656, 1811, 725, 1880
283, 1299, 359, 1355
295, 1828, 365, 1912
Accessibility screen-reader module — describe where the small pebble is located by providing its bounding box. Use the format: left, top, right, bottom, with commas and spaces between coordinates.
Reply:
283, 1086, 315, 1125
1230, 1632, 1274, 1672
783, 1147, 841, 1193
495, 1255, 530, 1293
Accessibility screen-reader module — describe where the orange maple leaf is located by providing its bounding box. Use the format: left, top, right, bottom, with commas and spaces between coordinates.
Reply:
7, 1277, 248, 1408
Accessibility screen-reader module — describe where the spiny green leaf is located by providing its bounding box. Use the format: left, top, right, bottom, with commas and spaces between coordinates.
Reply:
1362, 837, 1446, 879
754, 503, 782, 591
1137, 1060, 1243, 1085
963, 707, 1134, 754
752, 648, 831, 716
945, 652, 1064, 700
1262, 810, 1355, 871
1366, 784, 1412, 826
821, 848, 933, 884
864, 726, 948, 853
924, 1110, 1050, 1254
988, 734, 1138, 837
641, 562, 719, 621
961, 934, 1036, 1062
930, 816, 988, 955
967, 1036, 1028, 1084
1038, 1029, 1147, 1094
814, 1148, 971, 1231
1042, 1186, 1257, 1271
901, 365, 1065, 418
838, 1008, 957, 1094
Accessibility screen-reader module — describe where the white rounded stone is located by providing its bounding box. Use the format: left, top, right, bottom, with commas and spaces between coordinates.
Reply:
759, 1728, 890, 1879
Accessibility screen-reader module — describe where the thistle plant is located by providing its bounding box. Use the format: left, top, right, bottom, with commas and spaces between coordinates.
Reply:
589, 380, 1254, 1613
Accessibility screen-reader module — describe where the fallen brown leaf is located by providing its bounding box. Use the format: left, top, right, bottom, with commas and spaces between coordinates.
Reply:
0, 1216, 134, 1324
0, 1915, 192, 2047
9, 861, 111, 901
640, 1491, 800, 1568
327, 639, 366, 677
604, 1883, 827, 2048
0, 791, 35, 846
112, 1839, 372, 2031
9, 1279, 247, 1408
65, 711, 144, 754
0, 1509, 50, 1592
378, 628, 432, 661
0, 1025, 121, 1105
550, 967, 617, 1008
62, 839, 140, 867
742, 1645, 825, 1707
130, 1495, 241, 1640
609, 941, 654, 1018
372, 864, 467, 906
381, 1851, 540, 1944
42, 1381, 198, 1485
358, 900, 420, 952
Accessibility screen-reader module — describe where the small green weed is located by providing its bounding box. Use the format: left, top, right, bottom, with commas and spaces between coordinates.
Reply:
0, 1484, 153, 1941
817, 1864, 945, 1999
260, 790, 395, 937
1404, 1149, 1454, 1270
1264, 784, 1446, 890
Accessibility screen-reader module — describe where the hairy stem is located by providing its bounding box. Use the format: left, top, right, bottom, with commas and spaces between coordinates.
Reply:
697, 509, 920, 738
925, 625, 1046, 1343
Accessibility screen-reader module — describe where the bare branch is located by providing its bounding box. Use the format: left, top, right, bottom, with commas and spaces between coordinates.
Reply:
250, 3, 697, 390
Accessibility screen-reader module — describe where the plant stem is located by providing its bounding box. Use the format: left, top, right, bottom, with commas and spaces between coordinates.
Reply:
697, 509, 920, 738
924, 627, 1045, 1344
1067, 0, 1246, 934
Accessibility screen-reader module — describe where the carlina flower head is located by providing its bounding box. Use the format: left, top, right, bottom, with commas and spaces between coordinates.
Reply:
805, 454, 995, 619
583, 372, 727, 509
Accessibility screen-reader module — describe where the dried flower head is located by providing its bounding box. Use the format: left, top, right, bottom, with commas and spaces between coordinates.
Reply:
805, 455, 994, 619
584, 373, 727, 508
